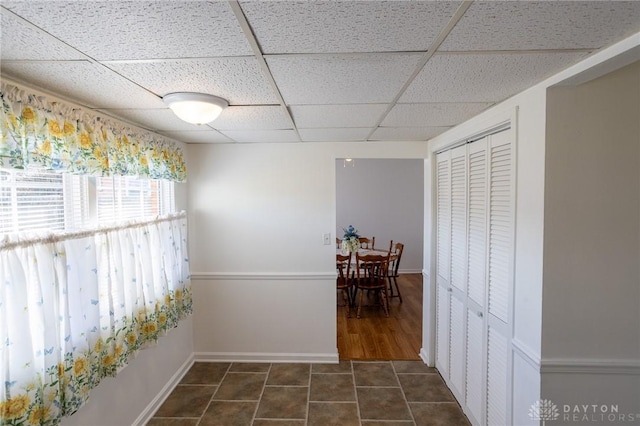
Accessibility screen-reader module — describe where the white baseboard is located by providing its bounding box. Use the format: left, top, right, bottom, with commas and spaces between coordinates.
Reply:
419, 347, 434, 366
399, 268, 423, 274
133, 353, 194, 426
194, 351, 340, 364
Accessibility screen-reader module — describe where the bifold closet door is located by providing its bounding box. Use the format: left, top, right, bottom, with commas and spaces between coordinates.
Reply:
448, 145, 468, 401
485, 130, 514, 426
464, 137, 488, 426
435, 151, 451, 378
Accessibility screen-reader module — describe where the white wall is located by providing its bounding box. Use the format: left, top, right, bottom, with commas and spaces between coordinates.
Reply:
336, 158, 424, 272
421, 158, 434, 364
186, 141, 426, 361
540, 61, 640, 419
543, 60, 640, 361
61, 319, 193, 426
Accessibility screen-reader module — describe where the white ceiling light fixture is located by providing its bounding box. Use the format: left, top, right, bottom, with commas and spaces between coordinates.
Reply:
162, 92, 228, 125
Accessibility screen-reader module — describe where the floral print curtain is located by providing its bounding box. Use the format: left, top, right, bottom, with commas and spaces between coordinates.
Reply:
0, 213, 192, 425
0, 82, 186, 182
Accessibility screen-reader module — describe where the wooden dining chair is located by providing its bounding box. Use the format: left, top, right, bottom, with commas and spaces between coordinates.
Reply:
358, 236, 375, 249
387, 241, 405, 303
354, 252, 390, 318
336, 252, 353, 317
336, 237, 342, 249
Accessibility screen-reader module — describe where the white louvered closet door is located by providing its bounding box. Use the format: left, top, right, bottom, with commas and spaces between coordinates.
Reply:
485, 130, 514, 426
466, 307, 485, 425
450, 145, 468, 294
467, 139, 488, 307
448, 145, 468, 401
487, 131, 513, 323
464, 137, 488, 426
487, 325, 509, 426
435, 151, 451, 377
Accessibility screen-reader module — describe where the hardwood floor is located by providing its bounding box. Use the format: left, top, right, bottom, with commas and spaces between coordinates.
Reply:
337, 273, 423, 360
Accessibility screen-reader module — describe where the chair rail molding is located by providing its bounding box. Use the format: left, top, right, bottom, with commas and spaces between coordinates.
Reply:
540, 358, 640, 375
512, 338, 542, 371
190, 272, 336, 281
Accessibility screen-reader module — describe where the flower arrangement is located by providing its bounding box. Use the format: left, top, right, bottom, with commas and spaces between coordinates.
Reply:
341, 225, 361, 254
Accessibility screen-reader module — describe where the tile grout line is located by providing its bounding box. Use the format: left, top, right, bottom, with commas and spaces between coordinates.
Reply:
391, 360, 418, 426
349, 360, 363, 426
305, 363, 311, 426
356, 385, 402, 388
152, 416, 201, 419
263, 384, 309, 387
195, 362, 232, 426
250, 363, 272, 425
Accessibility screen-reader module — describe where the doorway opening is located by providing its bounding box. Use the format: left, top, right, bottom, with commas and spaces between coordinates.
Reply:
335, 158, 425, 360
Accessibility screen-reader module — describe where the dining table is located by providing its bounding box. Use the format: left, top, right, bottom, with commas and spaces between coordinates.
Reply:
335, 248, 397, 264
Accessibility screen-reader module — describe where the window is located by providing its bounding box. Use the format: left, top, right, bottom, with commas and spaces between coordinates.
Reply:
0, 169, 85, 234
96, 175, 174, 224
0, 168, 174, 234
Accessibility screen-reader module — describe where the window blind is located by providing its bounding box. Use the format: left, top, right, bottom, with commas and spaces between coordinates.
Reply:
97, 175, 174, 223
0, 169, 66, 234
0, 169, 174, 235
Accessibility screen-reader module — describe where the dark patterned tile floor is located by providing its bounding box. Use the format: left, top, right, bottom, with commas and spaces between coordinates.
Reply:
147, 361, 470, 426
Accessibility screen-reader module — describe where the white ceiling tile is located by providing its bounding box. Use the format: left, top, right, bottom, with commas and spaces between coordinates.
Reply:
299, 128, 371, 142
370, 127, 450, 141
0, 61, 165, 109
220, 130, 300, 143
400, 52, 588, 103
383, 103, 493, 127
98, 109, 202, 132
159, 130, 234, 144
441, 1, 640, 51
1, 1, 252, 60
267, 54, 423, 104
0, 10, 85, 60
211, 106, 292, 130
239, 0, 459, 54
291, 104, 387, 128
107, 58, 278, 105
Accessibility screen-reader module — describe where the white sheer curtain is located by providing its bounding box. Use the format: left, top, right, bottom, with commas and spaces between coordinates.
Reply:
0, 213, 191, 425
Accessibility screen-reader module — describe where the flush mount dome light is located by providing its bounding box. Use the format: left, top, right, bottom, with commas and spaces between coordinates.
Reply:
162, 92, 228, 125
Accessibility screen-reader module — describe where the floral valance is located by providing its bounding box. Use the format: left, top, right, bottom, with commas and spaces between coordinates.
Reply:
0, 81, 186, 182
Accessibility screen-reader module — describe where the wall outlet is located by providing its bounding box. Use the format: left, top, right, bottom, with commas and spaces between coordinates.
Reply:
323, 233, 332, 245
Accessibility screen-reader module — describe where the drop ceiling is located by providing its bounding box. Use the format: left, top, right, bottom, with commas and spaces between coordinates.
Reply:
1, 1, 639, 144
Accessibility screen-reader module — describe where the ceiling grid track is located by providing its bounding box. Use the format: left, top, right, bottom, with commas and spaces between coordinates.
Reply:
228, 0, 302, 142
364, 0, 474, 142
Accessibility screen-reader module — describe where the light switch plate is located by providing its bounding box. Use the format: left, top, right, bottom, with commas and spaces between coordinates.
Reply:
323, 233, 331, 245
